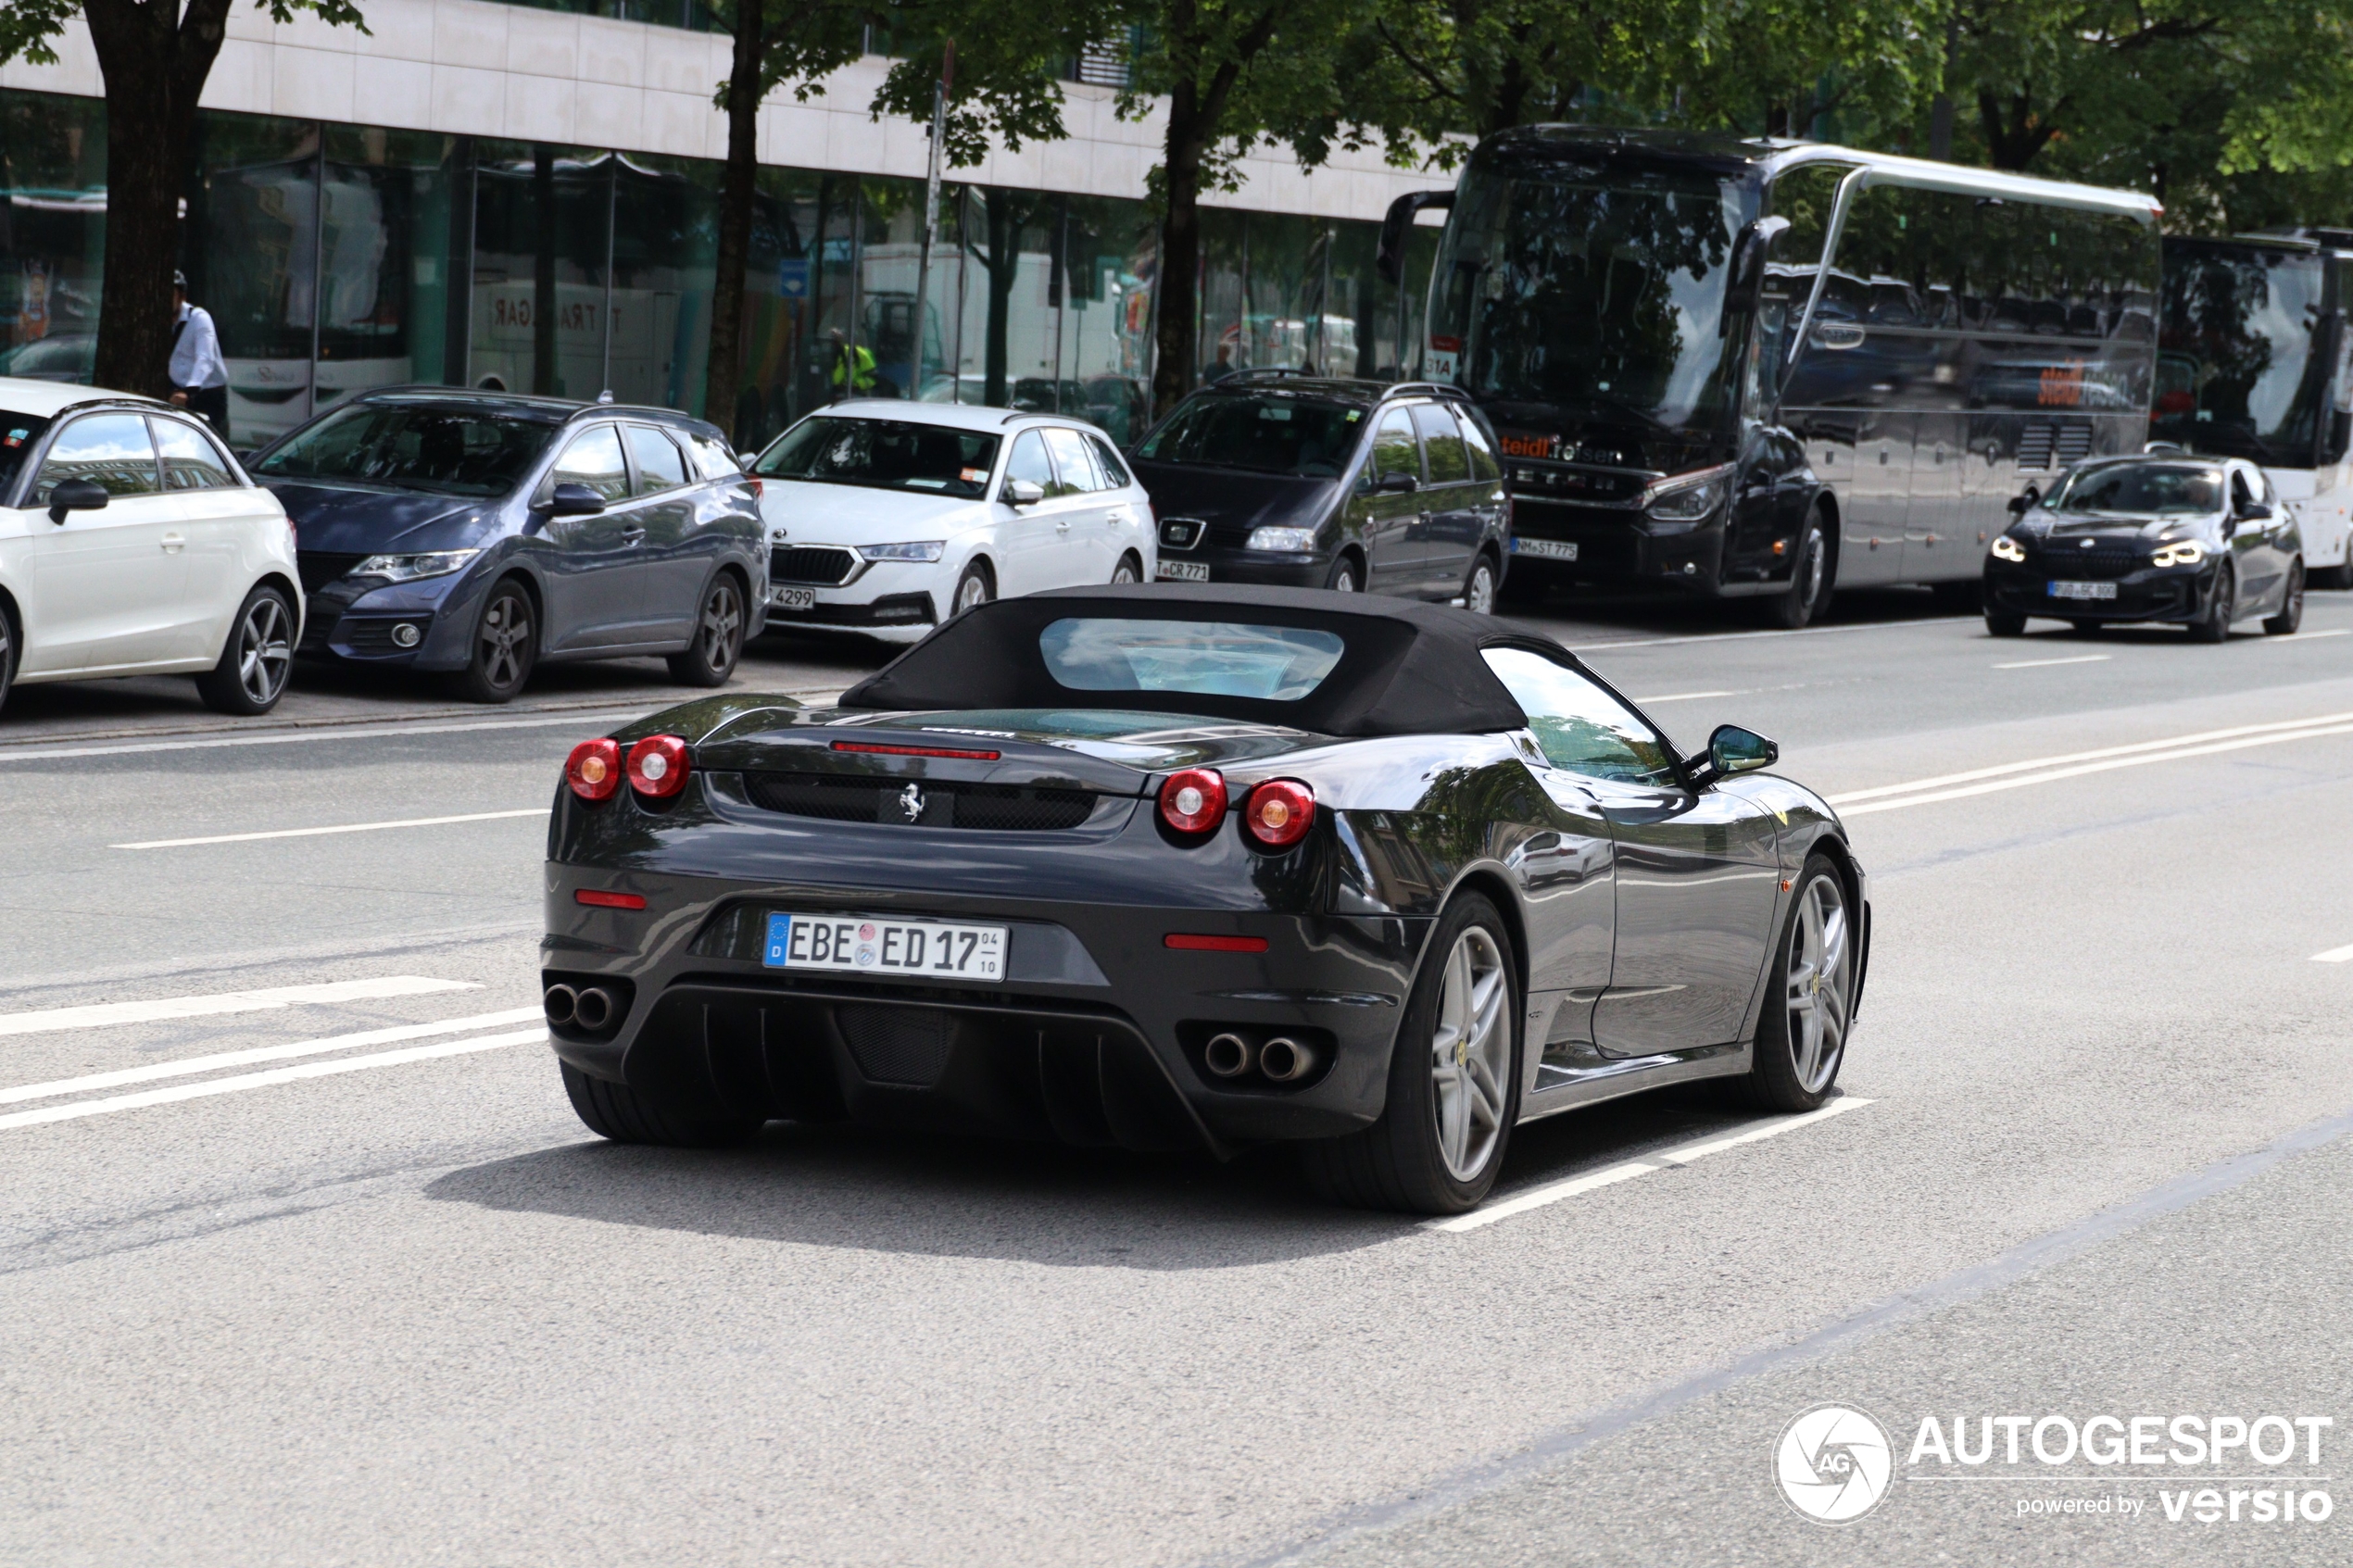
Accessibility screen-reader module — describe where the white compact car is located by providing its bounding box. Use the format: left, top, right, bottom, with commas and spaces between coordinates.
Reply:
749, 401, 1156, 643
0, 377, 302, 715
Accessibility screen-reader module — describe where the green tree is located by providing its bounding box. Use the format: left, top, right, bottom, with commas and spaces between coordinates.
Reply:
701, 0, 872, 441
0, 0, 368, 399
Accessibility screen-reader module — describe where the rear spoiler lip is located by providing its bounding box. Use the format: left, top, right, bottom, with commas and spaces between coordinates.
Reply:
690, 726, 1156, 797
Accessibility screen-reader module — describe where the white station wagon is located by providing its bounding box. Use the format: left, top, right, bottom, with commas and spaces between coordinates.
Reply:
749, 401, 1156, 643
0, 377, 302, 715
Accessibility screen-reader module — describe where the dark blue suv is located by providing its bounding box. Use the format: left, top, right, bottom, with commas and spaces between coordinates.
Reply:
251, 389, 766, 702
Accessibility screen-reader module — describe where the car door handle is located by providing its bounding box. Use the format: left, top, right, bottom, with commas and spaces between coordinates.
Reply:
621, 525, 647, 543
160, 532, 185, 553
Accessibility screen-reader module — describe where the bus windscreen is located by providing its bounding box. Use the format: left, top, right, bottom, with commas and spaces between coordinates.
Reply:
1428, 163, 1746, 432
2154, 245, 2329, 467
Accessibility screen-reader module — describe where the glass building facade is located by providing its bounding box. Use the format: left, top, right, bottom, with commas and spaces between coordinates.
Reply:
0, 84, 1437, 451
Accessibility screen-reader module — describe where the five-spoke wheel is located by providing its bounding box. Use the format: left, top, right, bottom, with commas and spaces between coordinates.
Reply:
195, 584, 296, 716
1744, 855, 1855, 1110
668, 572, 746, 686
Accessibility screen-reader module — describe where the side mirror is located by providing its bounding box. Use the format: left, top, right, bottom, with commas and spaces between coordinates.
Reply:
1723, 216, 1792, 316
1689, 723, 1778, 787
2006, 494, 2030, 516
2236, 500, 2273, 523
1377, 470, 1419, 495
46, 476, 108, 524
1377, 189, 1454, 285
547, 482, 605, 517
1004, 477, 1046, 507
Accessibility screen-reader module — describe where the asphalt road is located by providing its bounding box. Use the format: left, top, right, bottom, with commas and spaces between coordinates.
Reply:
0, 586, 2347, 1566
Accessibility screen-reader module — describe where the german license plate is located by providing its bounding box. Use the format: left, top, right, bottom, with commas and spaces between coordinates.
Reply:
1513, 538, 1578, 561
2048, 581, 2117, 600
771, 586, 816, 610
763, 912, 1006, 983
1156, 559, 1210, 582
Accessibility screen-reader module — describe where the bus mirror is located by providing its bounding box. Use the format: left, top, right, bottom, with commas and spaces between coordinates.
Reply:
1724, 217, 1791, 315
1378, 191, 1454, 285
2006, 494, 2029, 516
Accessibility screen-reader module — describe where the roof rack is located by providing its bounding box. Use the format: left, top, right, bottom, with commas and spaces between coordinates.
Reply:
1221, 367, 1308, 382
1383, 382, 1468, 400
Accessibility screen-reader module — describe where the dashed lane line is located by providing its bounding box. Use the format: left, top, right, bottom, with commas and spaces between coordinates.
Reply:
1994, 654, 2110, 669
0, 976, 477, 1038
1631, 690, 1737, 704
1423, 1097, 1874, 1234
0, 1030, 549, 1133
2312, 944, 2353, 963
114, 809, 548, 849
0, 1007, 546, 1106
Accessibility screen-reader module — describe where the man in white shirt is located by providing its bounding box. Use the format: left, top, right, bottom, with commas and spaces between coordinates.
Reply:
169, 270, 231, 443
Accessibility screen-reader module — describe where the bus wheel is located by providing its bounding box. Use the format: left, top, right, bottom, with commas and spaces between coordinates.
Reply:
1767, 518, 1830, 629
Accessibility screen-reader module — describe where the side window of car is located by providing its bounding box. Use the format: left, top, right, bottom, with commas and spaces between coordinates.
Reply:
1088, 433, 1132, 489
1481, 646, 1680, 784
151, 416, 240, 491
34, 412, 159, 504
1371, 408, 1421, 484
1002, 430, 1054, 498
1042, 426, 1101, 495
626, 425, 689, 494
551, 424, 631, 503
687, 432, 738, 479
1458, 412, 1503, 483
1414, 404, 1472, 484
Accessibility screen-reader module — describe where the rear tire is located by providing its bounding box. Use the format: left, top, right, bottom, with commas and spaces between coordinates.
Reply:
194, 583, 296, 715
1742, 854, 1856, 1113
1300, 893, 1521, 1214
666, 571, 745, 686
2069, 619, 2104, 635
1930, 580, 1982, 613
1767, 515, 1831, 629
560, 1061, 763, 1148
1111, 551, 1142, 585
1460, 551, 1499, 614
1984, 608, 2027, 637
448, 577, 538, 703
0, 599, 19, 715
2264, 558, 2305, 635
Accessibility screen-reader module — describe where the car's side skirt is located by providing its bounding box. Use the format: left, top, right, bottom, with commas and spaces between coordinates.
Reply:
1515, 1040, 1749, 1125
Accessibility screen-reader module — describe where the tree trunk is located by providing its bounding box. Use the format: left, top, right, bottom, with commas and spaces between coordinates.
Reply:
1151, 88, 1206, 417
82, 0, 232, 399
984, 188, 1016, 407
1927, 10, 1960, 160
701, 0, 764, 440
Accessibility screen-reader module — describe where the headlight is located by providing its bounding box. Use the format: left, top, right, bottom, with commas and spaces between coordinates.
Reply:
2151, 539, 2207, 568
1642, 466, 1731, 524
1245, 526, 1319, 552
856, 541, 945, 562
1990, 534, 2028, 562
352, 548, 479, 582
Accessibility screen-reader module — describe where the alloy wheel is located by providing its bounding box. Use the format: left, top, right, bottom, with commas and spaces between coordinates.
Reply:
235, 596, 292, 706
480, 591, 532, 692
1429, 926, 1511, 1181
698, 580, 743, 674
1464, 559, 1496, 614
1782, 872, 1853, 1096
955, 571, 990, 614
1111, 557, 1139, 584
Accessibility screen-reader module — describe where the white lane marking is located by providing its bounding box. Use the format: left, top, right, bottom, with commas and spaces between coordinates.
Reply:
2312, 944, 2353, 963
1425, 1097, 1873, 1233
1994, 654, 2110, 670
115, 808, 548, 849
1564, 619, 1973, 652
2285, 629, 2351, 641
1632, 690, 1737, 704
0, 1006, 545, 1106
0, 1030, 547, 1133
1827, 709, 2353, 806
0, 976, 477, 1039
1836, 720, 2353, 817
0, 709, 652, 765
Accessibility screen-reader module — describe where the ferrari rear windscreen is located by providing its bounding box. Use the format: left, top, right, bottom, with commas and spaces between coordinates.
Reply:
1038, 618, 1345, 701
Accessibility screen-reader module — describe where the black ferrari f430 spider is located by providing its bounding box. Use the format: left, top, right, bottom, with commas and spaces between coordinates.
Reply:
543, 585, 1868, 1213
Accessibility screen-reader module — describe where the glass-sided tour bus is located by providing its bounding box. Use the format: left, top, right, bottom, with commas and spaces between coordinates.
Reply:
1379, 129, 2163, 621
2155, 232, 2353, 587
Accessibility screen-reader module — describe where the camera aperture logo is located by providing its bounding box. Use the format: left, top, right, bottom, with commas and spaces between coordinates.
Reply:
1777, 1404, 1894, 1524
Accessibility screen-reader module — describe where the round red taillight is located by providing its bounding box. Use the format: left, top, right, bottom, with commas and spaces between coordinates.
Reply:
565, 738, 622, 801
1158, 767, 1227, 835
625, 734, 692, 799
1242, 779, 1315, 847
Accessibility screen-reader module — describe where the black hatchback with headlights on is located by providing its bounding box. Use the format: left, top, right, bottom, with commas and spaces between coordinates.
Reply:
1982, 454, 2305, 642
1128, 372, 1515, 612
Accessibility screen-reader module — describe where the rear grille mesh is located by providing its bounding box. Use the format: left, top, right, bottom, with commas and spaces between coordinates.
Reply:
744, 771, 1098, 830
836, 1005, 957, 1086
770, 546, 856, 585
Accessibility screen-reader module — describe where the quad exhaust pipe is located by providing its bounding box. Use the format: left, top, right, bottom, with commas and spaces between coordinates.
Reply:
1202, 1032, 1254, 1078
1258, 1036, 1315, 1083
545, 983, 618, 1034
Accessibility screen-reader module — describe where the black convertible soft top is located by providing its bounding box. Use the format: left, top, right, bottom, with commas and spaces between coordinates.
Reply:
837, 584, 1546, 736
